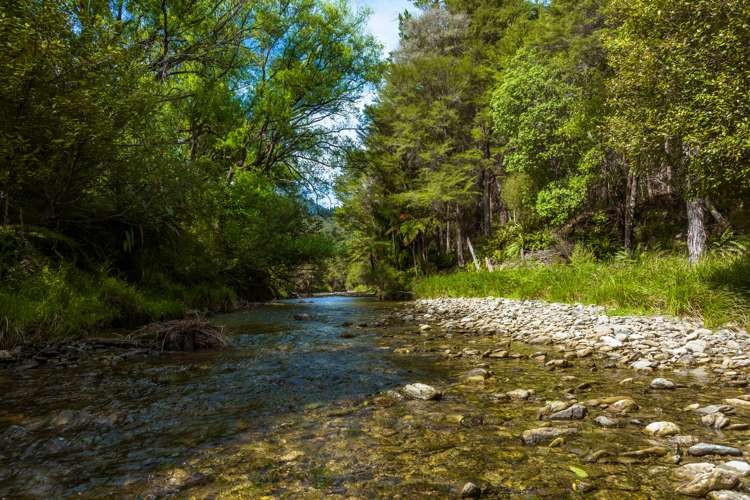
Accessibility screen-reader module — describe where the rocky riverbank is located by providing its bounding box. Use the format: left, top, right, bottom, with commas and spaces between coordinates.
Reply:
403, 297, 750, 383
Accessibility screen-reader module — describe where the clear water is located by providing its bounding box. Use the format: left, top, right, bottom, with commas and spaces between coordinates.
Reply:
0, 297, 747, 498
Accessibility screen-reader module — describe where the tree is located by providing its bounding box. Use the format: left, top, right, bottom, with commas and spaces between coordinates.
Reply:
606, 0, 750, 262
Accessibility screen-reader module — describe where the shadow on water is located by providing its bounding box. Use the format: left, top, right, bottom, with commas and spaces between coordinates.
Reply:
0, 297, 436, 497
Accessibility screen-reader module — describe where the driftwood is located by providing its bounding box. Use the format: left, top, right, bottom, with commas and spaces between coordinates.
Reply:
130, 318, 229, 352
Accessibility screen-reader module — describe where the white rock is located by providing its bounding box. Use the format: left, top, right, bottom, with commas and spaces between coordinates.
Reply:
644, 421, 681, 437
687, 340, 708, 353
719, 461, 750, 477
650, 377, 675, 389
601, 336, 623, 348
402, 383, 442, 401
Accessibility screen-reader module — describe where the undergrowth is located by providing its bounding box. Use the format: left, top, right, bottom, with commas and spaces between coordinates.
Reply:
0, 264, 238, 349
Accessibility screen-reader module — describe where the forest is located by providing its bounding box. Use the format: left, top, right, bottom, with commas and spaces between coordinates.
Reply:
0, 0, 381, 344
2, 0, 750, 346
337, 0, 750, 324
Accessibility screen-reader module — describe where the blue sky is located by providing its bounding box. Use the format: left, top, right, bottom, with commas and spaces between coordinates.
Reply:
351, 0, 413, 55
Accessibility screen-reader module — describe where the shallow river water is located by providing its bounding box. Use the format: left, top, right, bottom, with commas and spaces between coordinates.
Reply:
1, 297, 749, 498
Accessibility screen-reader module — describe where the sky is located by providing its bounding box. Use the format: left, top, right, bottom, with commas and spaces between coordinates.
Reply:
351, 0, 413, 56
310, 1, 413, 207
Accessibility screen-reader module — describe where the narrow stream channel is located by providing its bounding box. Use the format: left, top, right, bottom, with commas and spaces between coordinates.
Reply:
1, 297, 748, 498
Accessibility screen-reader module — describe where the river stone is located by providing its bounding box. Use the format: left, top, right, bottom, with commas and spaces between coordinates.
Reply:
506, 389, 533, 400
631, 359, 653, 370
719, 461, 750, 477
594, 325, 613, 337
725, 398, 750, 410
607, 398, 639, 414
460, 481, 480, 498
675, 469, 740, 497
673, 463, 716, 481
644, 421, 681, 437
487, 349, 508, 358
462, 368, 492, 382
403, 383, 442, 401
650, 377, 676, 389
670, 435, 700, 447
0, 350, 14, 362
696, 405, 736, 416
686, 340, 708, 353
703, 413, 731, 430
548, 404, 587, 421
601, 336, 623, 348
538, 401, 572, 419
293, 313, 312, 321
620, 446, 668, 458
688, 443, 743, 457
707, 491, 750, 500
419, 324, 431, 331
594, 415, 618, 427
521, 427, 578, 445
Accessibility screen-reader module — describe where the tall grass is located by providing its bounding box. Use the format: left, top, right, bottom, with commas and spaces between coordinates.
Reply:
0, 264, 238, 348
414, 252, 750, 329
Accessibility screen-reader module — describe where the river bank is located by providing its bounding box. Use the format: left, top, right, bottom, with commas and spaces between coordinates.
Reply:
405, 297, 750, 381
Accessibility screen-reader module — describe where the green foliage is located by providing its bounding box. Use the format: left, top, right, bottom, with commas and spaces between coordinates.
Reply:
0, 0, 381, 343
482, 223, 554, 262
501, 172, 535, 222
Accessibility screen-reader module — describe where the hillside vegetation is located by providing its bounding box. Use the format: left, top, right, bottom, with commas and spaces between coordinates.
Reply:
337, 0, 750, 312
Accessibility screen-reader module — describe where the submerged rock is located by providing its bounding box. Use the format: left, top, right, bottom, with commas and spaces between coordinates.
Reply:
521, 427, 578, 445
538, 401, 572, 419
594, 415, 618, 427
675, 469, 739, 497
402, 383, 442, 401
695, 405, 735, 415
644, 421, 681, 437
650, 378, 675, 390
462, 368, 492, 382
688, 443, 743, 457
548, 404, 587, 421
460, 482, 481, 498
606, 398, 639, 414
673, 463, 716, 481
702, 413, 731, 430
707, 491, 750, 500
506, 389, 533, 400
720, 461, 750, 477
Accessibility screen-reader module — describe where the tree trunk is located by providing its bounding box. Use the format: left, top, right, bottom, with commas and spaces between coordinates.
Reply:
456, 221, 465, 267
467, 237, 480, 271
446, 220, 451, 253
481, 168, 490, 236
687, 197, 707, 264
624, 165, 638, 255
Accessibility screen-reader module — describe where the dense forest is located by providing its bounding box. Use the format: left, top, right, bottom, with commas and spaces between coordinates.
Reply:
2, 0, 750, 345
0, 0, 381, 344
338, 0, 750, 300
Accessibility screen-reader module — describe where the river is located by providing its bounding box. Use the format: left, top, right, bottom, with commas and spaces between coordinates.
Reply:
0, 297, 747, 498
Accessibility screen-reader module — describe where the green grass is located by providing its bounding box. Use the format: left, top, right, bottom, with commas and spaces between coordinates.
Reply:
414, 252, 750, 329
0, 264, 238, 349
